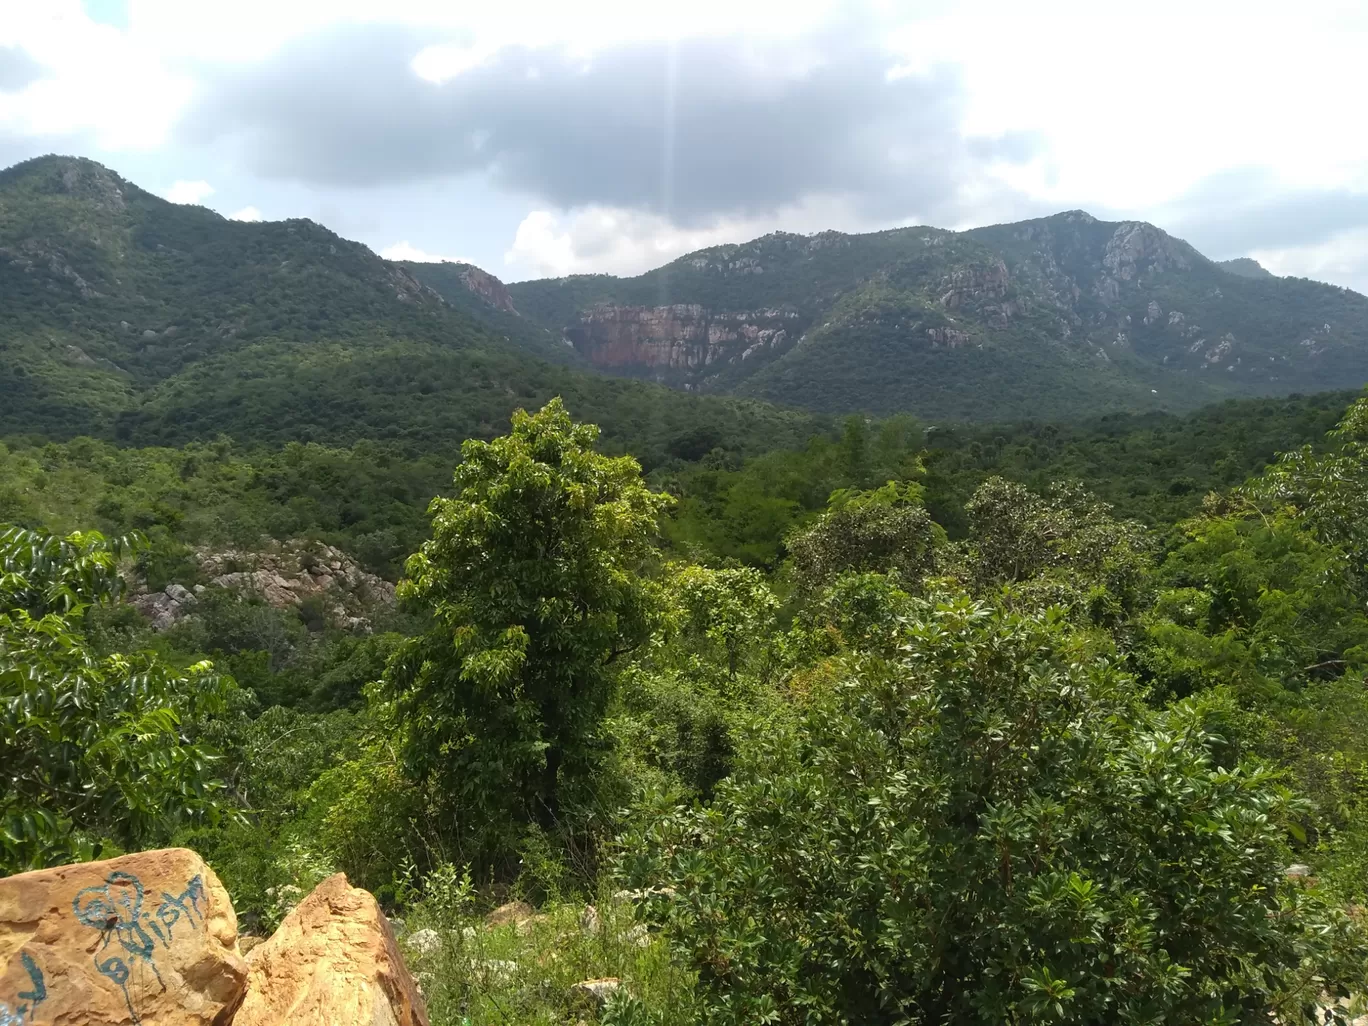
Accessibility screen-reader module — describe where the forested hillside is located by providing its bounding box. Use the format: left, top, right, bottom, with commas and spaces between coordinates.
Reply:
0, 155, 817, 453
505, 213, 1368, 419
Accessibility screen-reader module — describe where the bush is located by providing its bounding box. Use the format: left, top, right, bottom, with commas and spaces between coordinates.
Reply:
623, 592, 1368, 1025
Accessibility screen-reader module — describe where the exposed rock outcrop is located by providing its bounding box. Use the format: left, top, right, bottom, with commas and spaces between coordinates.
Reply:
233, 874, 426, 1026
565, 304, 797, 374
132, 540, 395, 632
0, 849, 246, 1026
456, 264, 518, 314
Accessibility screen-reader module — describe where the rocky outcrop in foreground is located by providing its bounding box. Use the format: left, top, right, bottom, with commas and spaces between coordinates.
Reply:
234, 874, 426, 1026
0, 852, 425, 1026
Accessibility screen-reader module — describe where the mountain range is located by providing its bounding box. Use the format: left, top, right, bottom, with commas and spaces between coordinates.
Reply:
3, 154, 1367, 446
498, 215, 1368, 421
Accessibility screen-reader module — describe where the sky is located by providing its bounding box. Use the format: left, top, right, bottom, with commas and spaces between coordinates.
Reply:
1, 0, 1366, 289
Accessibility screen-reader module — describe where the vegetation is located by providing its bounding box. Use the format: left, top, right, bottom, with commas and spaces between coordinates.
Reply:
509, 213, 1368, 419
11, 389, 1368, 1022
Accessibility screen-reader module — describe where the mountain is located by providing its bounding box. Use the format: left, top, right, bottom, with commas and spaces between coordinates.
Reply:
0, 155, 819, 463
504, 212, 1368, 420
1218, 257, 1276, 279
396, 258, 578, 363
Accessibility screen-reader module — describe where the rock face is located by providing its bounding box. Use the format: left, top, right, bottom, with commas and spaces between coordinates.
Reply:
565, 304, 798, 379
456, 264, 518, 314
132, 540, 396, 633
0, 849, 246, 1026
233, 874, 426, 1026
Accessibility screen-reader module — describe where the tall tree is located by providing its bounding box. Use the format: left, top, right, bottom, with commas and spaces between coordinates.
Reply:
378, 399, 672, 862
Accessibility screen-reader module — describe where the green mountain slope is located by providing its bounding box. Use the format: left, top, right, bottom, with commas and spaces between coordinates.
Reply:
0, 155, 820, 460
396, 259, 578, 363
504, 212, 1368, 418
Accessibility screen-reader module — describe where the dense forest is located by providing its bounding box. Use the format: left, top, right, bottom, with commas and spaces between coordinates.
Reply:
10, 384, 1368, 1023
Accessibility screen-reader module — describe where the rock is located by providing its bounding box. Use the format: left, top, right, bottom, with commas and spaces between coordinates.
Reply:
165, 583, 194, 604
472, 960, 518, 983
514, 914, 549, 937
579, 904, 600, 934
484, 901, 534, 929
457, 264, 519, 314
622, 924, 651, 948
233, 872, 427, 1026
239, 934, 266, 955
406, 928, 441, 956
0, 848, 246, 1026
571, 978, 621, 1008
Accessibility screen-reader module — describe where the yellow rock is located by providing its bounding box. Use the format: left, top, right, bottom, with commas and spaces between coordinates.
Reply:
232, 874, 426, 1026
0, 848, 247, 1026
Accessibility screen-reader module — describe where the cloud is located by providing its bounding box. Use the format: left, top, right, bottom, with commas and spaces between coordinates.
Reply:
501, 194, 903, 279
1250, 226, 1368, 297
380, 239, 474, 263
1157, 168, 1368, 260
0, 46, 44, 92
229, 204, 263, 221
162, 179, 214, 204
180, 20, 1037, 226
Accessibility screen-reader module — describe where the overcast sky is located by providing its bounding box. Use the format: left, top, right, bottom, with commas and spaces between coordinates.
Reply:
1, 0, 1366, 290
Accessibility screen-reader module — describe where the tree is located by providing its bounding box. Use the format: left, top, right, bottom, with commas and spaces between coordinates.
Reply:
664, 563, 779, 682
787, 480, 942, 594
377, 399, 672, 862
962, 478, 1152, 625
0, 527, 236, 872
624, 592, 1368, 1025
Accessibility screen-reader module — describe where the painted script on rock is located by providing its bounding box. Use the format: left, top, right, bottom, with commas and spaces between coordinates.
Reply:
0, 848, 246, 1026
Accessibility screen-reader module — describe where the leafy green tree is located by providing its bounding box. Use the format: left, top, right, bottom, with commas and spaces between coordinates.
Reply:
0, 527, 236, 872
624, 592, 1368, 1025
377, 400, 673, 862
962, 478, 1152, 624
664, 563, 779, 682
787, 480, 942, 594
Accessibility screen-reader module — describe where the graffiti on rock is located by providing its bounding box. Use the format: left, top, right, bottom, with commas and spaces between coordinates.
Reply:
0, 952, 47, 1026
71, 870, 207, 1023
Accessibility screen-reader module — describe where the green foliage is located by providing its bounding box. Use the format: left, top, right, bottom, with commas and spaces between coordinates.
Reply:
624, 594, 1368, 1025
787, 480, 942, 594
0, 526, 237, 872
401, 873, 697, 1026
378, 400, 673, 865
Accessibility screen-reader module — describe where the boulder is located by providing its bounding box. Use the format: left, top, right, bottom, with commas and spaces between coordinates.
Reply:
0, 848, 246, 1026
484, 901, 533, 929
232, 873, 426, 1026
571, 978, 621, 1009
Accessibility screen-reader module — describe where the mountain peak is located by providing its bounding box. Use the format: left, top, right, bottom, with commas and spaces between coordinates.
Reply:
0, 154, 131, 212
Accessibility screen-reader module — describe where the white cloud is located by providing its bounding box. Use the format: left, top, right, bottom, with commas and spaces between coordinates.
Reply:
380, 240, 473, 263
1251, 226, 1368, 296
162, 179, 214, 204
503, 196, 882, 279
229, 205, 263, 221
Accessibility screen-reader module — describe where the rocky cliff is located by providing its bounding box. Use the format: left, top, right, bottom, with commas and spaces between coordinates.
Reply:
454, 263, 518, 313
565, 303, 800, 383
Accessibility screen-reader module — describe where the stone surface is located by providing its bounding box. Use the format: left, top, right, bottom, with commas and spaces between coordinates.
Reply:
232, 873, 426, 1026
484, 902, 534, 929
571, 978, 621, 1009
564, 303, 798, 377
133, 540, 396, 633
0, 848, 246, 1026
